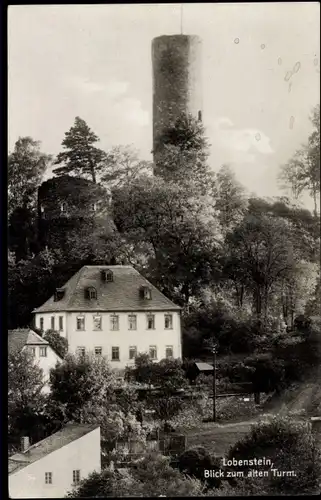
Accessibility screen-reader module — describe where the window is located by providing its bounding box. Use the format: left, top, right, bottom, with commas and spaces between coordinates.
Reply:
93, 315, 102, 330
112, 347, 120, 361
51, 316, 55, 330
60, 202, 66, 212
106, 271, 113, 282
29, 347, 36, 357
40, 204, 45, 213
45, 472, 52, 484
92, 203, 97, 212
129, 346, 137, 360
110, 314, 119, 331
101, 269, 113, 282
94, 346, 102, 356
146, 314, 155, 330
59, 316, 63, 331
73, 470, 81, 485
149, 345, 157, 360
141, 286, 152, 300
198, 110, 202, 122
166, 346, 174, 358
164, 314, 173, 329
86, 287, 97, 300
40, 317, 44, 331
76, 316, 85, 331
77, 347, 86, 358
54, 288, 65, 301
39, 347, 47, 357
128, 314, 137, 330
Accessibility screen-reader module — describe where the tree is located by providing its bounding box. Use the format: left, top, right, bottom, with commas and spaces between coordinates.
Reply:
67, 453, 205, 497
223, 213, 298, 325
113, 175, 220, 305
214, 164, 248, 232
8, 207, 39, 261
49, 353, 116, 421
43, 330, 68, 358
227, 416, 321, 495
100, 145, 152, 190
8, 136, 51, 217
154, 113, 215, 195
8, 349, 47, 447
53, 117, 105, 183
279, 104, 320, 216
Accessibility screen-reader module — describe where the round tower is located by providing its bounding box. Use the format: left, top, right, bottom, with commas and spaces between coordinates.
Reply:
152, 34, 203, 166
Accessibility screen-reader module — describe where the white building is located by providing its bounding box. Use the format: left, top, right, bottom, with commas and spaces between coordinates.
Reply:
8, 329, 62, 391
33, 265, 182, 368
9, 424, 101, 498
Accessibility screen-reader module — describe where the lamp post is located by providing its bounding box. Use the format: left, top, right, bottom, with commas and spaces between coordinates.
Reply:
212, 344, 217, 422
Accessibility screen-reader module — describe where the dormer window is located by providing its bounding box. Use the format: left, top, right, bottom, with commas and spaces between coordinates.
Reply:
54, 288, 65, 301
85, 287, 97, 300
61, 202, 67, 213
140, 286, 152, 300
101, 269, 113, 282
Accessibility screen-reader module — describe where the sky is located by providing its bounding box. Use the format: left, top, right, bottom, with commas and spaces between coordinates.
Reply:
8, 3, 320, 209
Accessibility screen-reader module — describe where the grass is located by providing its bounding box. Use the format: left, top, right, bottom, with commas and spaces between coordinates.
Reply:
180, 420, 255, 457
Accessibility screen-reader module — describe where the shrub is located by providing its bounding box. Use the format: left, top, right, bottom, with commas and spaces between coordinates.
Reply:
178, 446, 222, 488
227, 416, 321, 495
244, 354, 286, 393
43, 329, 68, 358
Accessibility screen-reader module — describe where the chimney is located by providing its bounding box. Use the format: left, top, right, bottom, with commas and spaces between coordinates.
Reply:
20, 436, 30, 452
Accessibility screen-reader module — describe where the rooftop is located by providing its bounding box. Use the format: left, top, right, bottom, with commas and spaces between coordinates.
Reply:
9, 424, 99, 475
33, 265, 181, 313
195, 362, 213, 372
8, 329, 49, 354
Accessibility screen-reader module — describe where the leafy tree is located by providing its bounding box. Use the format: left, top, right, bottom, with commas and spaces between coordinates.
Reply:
8, 207, 40, 261
43, 330, 68, 358
49, 353, 116, 421
8, 136, 51, 217
8, 349, 47, 447
228, 416, 321, 495
154, 113, 215, 195
67, 453, 205, 497
53, 117, 105, 183
279, 104, 320, 216
214, 164, 248, 232
223, 213, 298, 324
100, 145, 152, 189
244, 353, 286, 393
113, 175, 220, 305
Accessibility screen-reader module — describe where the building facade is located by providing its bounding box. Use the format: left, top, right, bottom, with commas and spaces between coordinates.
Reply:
9, 424, 101, 498
8, 329, 62, 391
33, 265, 182, 368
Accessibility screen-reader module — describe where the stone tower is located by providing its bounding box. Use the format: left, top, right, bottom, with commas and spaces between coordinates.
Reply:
152, 34, 203, 169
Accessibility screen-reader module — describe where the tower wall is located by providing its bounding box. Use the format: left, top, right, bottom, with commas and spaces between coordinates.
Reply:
152, 34, 203, 160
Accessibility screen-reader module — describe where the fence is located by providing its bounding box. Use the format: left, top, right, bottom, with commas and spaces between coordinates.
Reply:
113, 432, 187, 467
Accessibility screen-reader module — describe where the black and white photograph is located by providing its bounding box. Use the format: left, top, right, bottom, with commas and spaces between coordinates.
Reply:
7, 3, 320, 497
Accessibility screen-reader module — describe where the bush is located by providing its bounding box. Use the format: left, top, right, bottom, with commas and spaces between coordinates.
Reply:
227, 416, 321, 495
43, 329, 68, 358
68, 453, 205, 497
178, 446, 222, 488
244, 354, 286, 393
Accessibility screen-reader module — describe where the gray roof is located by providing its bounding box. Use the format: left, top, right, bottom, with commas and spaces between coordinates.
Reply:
8, 329, 49, 354
33, 265, 181, 313
195, 362, 213, 372
9, 424, 99, 475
